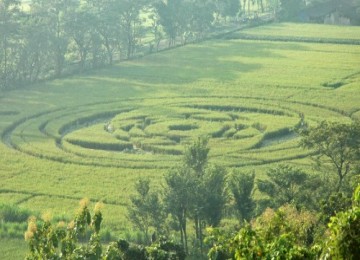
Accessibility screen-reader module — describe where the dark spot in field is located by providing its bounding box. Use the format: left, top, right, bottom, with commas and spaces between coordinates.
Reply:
168, 124, 198, 131
322, 81, 345, 89
0, 111, 19, 116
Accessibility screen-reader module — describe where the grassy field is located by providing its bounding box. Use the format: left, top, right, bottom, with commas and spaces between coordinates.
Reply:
1, 22, 360, 258
239, 22, 360, 40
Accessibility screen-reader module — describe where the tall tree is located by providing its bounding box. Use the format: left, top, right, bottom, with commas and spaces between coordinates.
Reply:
322, 184, 360, 259
183, 136, 209, 175
183, 137, 209, 252
0, 0, 22, 89
187, 0, 215, 40
257, 165, 316, 211
154, 0, 189, 46
164, 137, 227, 253
202, 165, 227, 227
16, 13, 52, 84
127, 178, 166, 244
30, 0, 75, 77
184, 137, 226, 252
268, 0, 281, 17
229, 171, 256, 222
221, 0, 241, 19
118, 0, 146, 59
164, 166, 194, 254
279, 0, 306, 21
300, 121, 360, 192
65, 4, 95, 71
86, 0, 121, 65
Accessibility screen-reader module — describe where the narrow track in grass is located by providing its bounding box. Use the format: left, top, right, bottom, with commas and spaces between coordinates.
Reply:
1, 94, 348, 169
0, 189, 127, 207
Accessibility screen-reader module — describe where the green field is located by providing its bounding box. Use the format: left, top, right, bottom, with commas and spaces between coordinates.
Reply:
1, 23, 360, 258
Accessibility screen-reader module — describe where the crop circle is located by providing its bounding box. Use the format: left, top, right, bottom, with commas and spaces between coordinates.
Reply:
2, 95, 346, 169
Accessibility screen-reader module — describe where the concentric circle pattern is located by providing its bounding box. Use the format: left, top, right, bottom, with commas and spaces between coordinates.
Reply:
2, 96, 347, 169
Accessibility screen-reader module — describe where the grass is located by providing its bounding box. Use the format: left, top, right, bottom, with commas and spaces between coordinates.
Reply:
0, 238, 28, 259
0, 22, 360, 257
239, 23, 360, 40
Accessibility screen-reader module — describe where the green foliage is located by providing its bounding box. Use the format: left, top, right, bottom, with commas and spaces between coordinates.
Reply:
319, 192, 352, 224
163, 138, 227, 253
207, 205, 319, 259
201, 165, 228, 227
165, 165, 198, 253
24, 199, 103, 259
146, 236, 186, 260
301, 121, 360, 191
0, 204, 32, 223
322, 184, 360, 259
25, 199, 186, 260
279, 0, 306, 21
254, 205, 318, 247
257, 165, 316, 211
229, 171, 256, 222
183, 136, 210, 174
127, 178, 166, 243
154, 0, 215, 45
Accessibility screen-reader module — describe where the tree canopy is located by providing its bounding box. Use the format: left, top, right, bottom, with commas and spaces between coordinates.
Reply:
300, 121, 360, 191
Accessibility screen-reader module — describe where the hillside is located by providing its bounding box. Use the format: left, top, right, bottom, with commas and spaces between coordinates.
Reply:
0, 22, 360, 258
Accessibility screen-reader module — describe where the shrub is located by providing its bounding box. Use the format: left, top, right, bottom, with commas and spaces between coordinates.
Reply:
0, 204, 32, 223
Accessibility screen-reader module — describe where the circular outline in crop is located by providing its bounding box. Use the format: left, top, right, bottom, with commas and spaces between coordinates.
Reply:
1, 95, 349, 169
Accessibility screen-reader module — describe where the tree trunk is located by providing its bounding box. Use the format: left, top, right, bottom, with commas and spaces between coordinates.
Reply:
337, 174, 343, 192
181, 212, 188, 254
3, 37, 8, 88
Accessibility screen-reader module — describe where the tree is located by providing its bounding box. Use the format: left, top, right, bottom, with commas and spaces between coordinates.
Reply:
154, 0, 185, 46
183, 137, 209, 252
65, 4, 95, 71
118, 0, 146, 59
16, 13, 52, 84
86, 0, 122, 65
322, 184, 360, 259
268, 0, 281, 17
164, 137, 227, 254
164, 166, 194, 254
300, 121, 360, 192
0, 0, 22, 89
202, 165, 227, 227
257, 165, 316, 211
185, 0, 215, 41
279, 0, 306, 21
183, 136, 210, 175
127, 178, 166, 244
256, 0, 265, 13
207, 205, 319, 260
229, 171, 256, 222
30, 0, 74, 78
220, 0, 241, 19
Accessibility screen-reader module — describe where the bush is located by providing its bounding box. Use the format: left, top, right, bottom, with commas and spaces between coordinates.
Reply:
0, 204, 32, 223
323, 185, 360, 259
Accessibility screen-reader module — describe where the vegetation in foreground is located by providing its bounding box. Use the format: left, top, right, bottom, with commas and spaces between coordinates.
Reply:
22, 120, 360, 259
23, 184, 360, 259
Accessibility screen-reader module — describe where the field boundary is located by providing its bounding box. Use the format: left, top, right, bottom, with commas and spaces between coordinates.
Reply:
223, 33, 360, 45
0, 189, 126, 207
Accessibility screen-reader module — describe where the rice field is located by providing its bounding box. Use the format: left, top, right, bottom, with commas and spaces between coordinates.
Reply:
0, 22, 360, 258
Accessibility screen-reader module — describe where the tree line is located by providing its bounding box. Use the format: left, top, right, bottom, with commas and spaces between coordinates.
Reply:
1, 0, 270, 90
5, 0, 355, 91
24, 120, 360, 259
